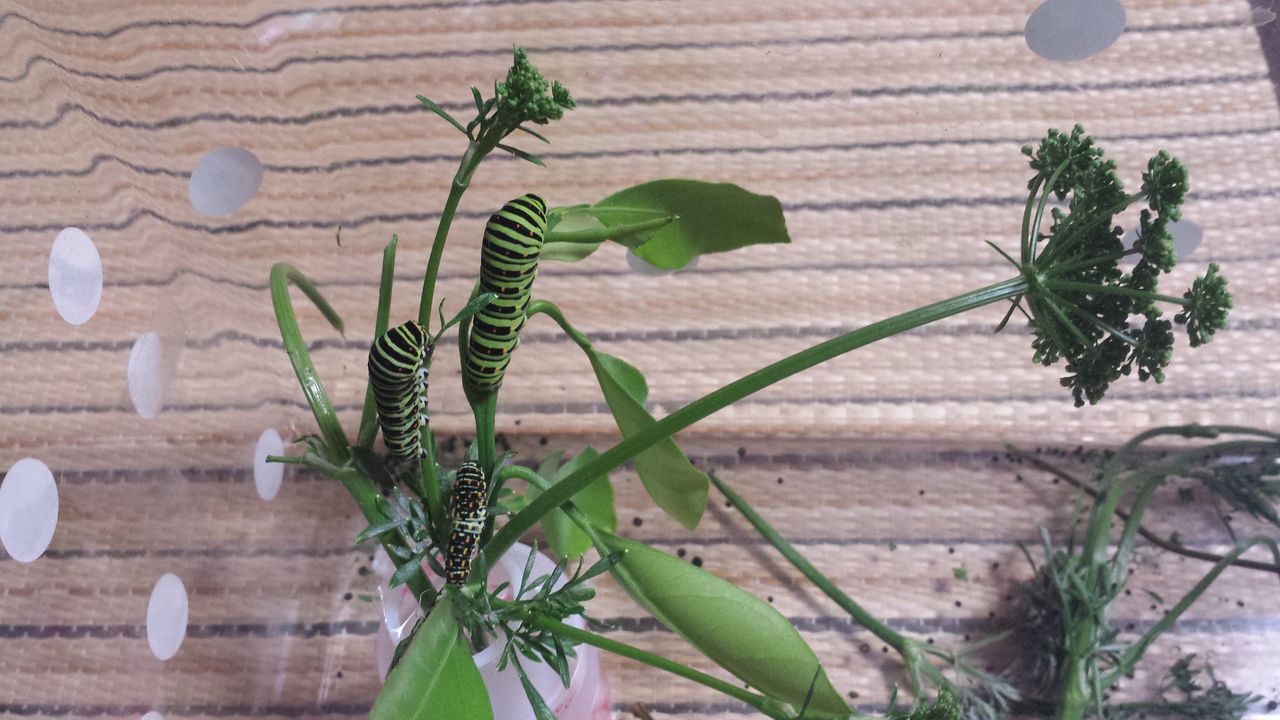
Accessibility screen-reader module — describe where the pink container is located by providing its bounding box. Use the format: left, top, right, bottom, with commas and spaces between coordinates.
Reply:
373, 543, 611, 720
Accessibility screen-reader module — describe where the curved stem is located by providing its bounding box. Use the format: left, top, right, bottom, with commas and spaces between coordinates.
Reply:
1005, 445, 1280, 574
483, 275, 1028, 568
1029, 161, 1071, 263
496, 464, 613, 553
269, 263, 350, 462
528, 299, 592, 350
1021, 175, 1046, 264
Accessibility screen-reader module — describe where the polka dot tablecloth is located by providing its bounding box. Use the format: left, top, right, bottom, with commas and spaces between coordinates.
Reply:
3, 1, 1280, 718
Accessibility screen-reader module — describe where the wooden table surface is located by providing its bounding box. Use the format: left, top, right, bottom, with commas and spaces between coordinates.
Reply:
2, 1, 1280, 717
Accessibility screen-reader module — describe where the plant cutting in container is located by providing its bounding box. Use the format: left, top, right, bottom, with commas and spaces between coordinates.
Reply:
266, 49, 1270, 719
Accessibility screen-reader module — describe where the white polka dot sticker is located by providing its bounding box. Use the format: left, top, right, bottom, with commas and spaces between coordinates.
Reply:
128, 332, 165, 419
188, 148, 263, 216
142, 713, 165, 720
1025, 0, 1126, 62
1169, 219, 1203, 260
48, 227, 103, 326
253, 429, 285, 501
1121, 219, 1202, 263
146, 573, 188, 661
0, 458, 59, 563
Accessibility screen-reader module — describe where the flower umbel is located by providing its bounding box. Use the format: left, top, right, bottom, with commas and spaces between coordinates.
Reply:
496, 48, 576, 129
1007, 125, 1231, 406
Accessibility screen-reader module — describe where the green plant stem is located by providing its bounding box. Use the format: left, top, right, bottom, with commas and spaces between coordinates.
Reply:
1079, 426, 1280, 568
708, 474, 922, 690
1079, 426, 1211, 564
1028, 161, 1071, 263
269, 263, 350, 463
418, 139, 495, 330
484, 275, 1029, 566
1004, 445, 1280, 574
265, 454, 306, 465
521, 612, 792, 719
420, 428, 447, 547
1102, 535, 1280, 688
473, 392, 498, 490
357, 235, 400, 449
1021, 175, 1046, 263
1037, 191, 1145, 267
528, 299, 592, 350
1042, 280, 1187, 307
1058, 425, 1280, 720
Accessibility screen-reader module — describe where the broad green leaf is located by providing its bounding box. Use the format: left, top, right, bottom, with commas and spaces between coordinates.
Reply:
530, 448, 617, 560
604, 535, 850, 717
588, 351, 707, 529
595, 179, 790, 269
370, 595, 493, 720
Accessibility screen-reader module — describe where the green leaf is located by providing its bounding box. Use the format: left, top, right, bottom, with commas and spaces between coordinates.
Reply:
389, 556, 425, 589
438, 292, 498, 336
355, 519, 407, 545
604, 534, 850, 717
496, 143, 546, 167
371, 594, 493, 720
594, 180, 790, 270
416, 94, 468, 135
512, 656, 558, 720
530, 448, 617, 560
588, 351, 707, 529
516, 124, 551, 144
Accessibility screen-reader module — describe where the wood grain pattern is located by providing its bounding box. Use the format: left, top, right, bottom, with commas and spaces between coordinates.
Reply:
2, 0, 1279, 717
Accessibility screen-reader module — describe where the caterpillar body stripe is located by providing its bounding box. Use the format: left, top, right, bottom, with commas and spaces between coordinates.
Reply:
367, 320, 432, 462
464, 193, 547, 391
446, 461, 488, 586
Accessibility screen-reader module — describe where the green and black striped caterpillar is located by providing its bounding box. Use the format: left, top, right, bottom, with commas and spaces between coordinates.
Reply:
463, 193, 548, 392
367, 320, 433, 462
446, 461, 488, 585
